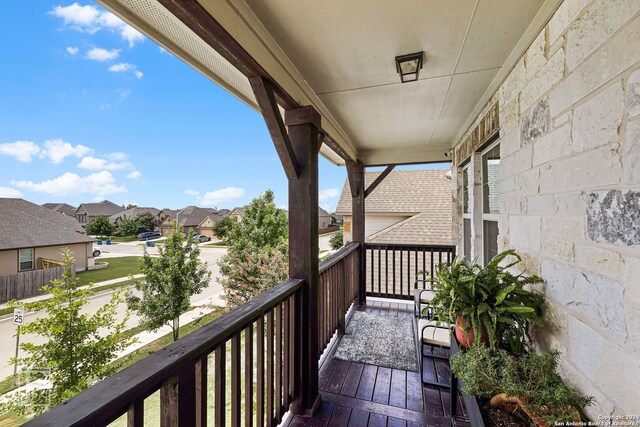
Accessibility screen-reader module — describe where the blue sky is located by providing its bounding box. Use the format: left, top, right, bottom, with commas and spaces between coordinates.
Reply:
0, 2, 447, 212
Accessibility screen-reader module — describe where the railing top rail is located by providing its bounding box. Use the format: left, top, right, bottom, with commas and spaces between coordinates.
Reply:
319, 242, 359, 274
25, 277, 304, 427
365, 242, 457, 250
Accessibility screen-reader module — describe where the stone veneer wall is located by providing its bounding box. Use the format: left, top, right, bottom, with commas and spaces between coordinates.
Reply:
451, 0, 640, 417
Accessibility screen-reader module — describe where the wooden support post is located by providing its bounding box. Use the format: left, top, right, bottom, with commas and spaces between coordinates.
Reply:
286, 106, 321, 416
347, 160, 366, 305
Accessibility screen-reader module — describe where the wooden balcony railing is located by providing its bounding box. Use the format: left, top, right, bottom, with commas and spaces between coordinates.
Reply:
25, 243, 361, 427
318, 243, 359, 354
365, 243, 456, 300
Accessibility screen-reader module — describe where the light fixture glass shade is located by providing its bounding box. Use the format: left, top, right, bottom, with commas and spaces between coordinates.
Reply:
395, 51, 424, 83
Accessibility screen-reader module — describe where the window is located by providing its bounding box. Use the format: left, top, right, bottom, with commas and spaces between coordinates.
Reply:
462, 167, 470, 214
481, 143, 500, 265
463, 219, 472, 263
19, 248, 34, 271
78, 213, 87, 223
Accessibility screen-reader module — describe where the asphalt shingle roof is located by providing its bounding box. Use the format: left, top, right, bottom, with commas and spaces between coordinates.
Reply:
77, 200, 125, 217
109, 207, 160, 223
0, 198, 95, 250
42, 203, 77, 217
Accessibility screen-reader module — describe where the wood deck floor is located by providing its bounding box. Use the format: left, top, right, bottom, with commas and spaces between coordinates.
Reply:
283, 299, 468, 427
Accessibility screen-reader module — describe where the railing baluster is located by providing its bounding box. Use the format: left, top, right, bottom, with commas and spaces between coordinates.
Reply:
430, 247, 434, 277
215, 345, 226, 427
414, 249, 418, 287
245, 324, 253, 427
275, 303, 283, 421
400, 248, 403, 297
231, 333, 241, 427
195, 355, 207, 427
266, 310, 275, 427
127, 399, 143, 427
392, 249, 396, 296
283, 298, 290, 406
178, 363, 196, 427
257, 315, 265, 427
160, 377, 178, 427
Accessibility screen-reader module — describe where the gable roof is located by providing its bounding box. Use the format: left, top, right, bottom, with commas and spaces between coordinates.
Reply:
0, 198, 95, 250
77, 200, 125, 217
42, 203, 77, 217
217, 208, 231, 216
335, 169, 452, 215
366, 211, 453, 245
109, 207, 160, 224
318, 207, 331, 217
173, 206, 223, 227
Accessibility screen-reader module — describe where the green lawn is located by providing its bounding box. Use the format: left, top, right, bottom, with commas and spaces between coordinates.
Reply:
202, 241, 227, 248
76, 257, 141, 286
96, 236, 137, 243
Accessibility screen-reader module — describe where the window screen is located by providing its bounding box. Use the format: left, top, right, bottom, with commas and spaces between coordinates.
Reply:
19, 248, 34, 271
463, 219, 471, 263
483, 221, 499, 265
482, 145, 500, 214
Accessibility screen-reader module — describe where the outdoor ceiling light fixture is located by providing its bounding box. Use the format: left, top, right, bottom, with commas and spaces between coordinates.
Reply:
395, 51, 424, 83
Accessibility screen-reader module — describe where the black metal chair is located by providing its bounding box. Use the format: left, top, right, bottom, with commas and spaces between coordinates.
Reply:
417, 319, 452, 387
413, 278, 434, 318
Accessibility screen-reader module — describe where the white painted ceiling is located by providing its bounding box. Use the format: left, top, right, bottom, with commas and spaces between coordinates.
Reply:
99, 0, 560, 165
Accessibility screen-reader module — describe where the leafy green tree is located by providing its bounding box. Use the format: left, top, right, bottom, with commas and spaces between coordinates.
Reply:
116, 216, 139, 237
85, 215, 114, 237
127, 224, 211, 341
135, 212, 157, 233
329, 232, 343, 250
125, 203, 138, 209
4, 249, 133, 414
218, 190, 289, 306
212, 216, 237, 242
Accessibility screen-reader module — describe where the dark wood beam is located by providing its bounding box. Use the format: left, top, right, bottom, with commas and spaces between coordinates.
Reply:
250, 76, 299, 180
364, 165, 395, 198
285, 106, 321, 415
346, 160, 366, 305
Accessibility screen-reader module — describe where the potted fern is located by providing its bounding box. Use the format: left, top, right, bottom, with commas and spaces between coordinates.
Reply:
427, 249, 544, 352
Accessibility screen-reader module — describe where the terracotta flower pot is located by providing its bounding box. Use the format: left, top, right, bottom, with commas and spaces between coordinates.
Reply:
455, 314, 489, 349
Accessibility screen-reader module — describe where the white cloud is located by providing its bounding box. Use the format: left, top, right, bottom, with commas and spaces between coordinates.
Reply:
51, 4, 144, 47
319, 188, 339, 201
0, 141, 41, 162
108, 63, 144, 79
185, 189, 200, 196
66, 46, 79, 55
107, 152, 128, 161
77, 156, 132, 171
86, 47, 120, 61
197, 187, 245, 206
12, 171, 126, 197
126, 170, 142, 179
41, 138, 93, 163
0, 187, 23, 198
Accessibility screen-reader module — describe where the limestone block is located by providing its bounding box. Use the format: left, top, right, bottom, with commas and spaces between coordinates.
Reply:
509, 215, 541, 251
525, 29, 547, 81
622, 117, 640, 184
527, 194, 557, 215
574, 242, 625, 281
587, 189, 640, 247
549, 15, 640, 115
539, 145, 622, 193
542, 237, 575, 262
627, 68, 640, 118
558, 359, 616, 419
555, 191, 587, 215
501, 144, 532, 179
500, 57, 526, 105
500, 174, 520, 194
624, 305, 640, 356
623, 257, 640, 308
565, 0, 640, 72
598, 342, 640, 413
567, 315, 605, 379
522, 98, 550, 144
501, 96, 520, 134
501, 191, 522, 214
542, 215, 586, 240
532, 122, 572, 166
500, 126, 521, 159
521, 168, 540, 196
520, 49, 565, 113
548, 0, 591, 44
572, 81, 624, 153
554, 110, 572, 128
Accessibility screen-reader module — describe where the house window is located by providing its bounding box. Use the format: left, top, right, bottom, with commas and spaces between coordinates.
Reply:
78, 214, 87, 223
481, 143, 500, 265
463, 219, 472, 263
19, 248, 34, 271
462, 166, 470, 214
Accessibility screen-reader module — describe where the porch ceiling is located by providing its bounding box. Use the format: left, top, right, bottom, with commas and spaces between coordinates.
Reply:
98, 0, 562, 166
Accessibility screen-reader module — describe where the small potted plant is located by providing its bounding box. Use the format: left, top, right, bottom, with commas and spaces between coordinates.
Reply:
426, 249, 544, 353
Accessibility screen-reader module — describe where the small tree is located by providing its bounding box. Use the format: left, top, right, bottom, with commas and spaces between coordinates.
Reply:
116, 215, 139, 236
127, 224, 211, 341
4, 249, 133, 414
135, 212, 157, 233
329, 232, 343, 250
212, 216, 237, 242
218, 190, 289, 306
86, 215, 114, 237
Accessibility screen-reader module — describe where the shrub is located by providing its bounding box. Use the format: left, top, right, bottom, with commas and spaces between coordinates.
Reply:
329, 232, 343, 250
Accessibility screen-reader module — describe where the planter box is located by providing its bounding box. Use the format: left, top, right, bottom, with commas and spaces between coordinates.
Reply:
450, 336, 486, 427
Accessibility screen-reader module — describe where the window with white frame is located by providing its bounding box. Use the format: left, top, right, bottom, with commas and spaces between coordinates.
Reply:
462, 165, 472, 263
19, 248, 34, 271
481, 144, 500, 264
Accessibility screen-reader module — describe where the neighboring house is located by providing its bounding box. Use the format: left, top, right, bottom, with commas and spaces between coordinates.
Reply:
157, 209, 178, 226
229, 207, 245, 221
108, 207, 160, 226
330, 213, 343, 225
217, 208, 231, 217
42, 203, 77, 217
157, 206, 223, 236
335, 169, 453, 245
0, 198, 96, 276
75, 200, 125, 227
318, 207, 332, 229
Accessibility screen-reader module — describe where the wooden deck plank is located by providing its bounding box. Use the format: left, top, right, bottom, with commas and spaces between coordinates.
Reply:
423, 387, 444, 416
328, 405, 352, 427
308, 401, 335, 427
372, 367, 392, 404
326, 360, 351, 394
347, 409, 369, 427
389, 369, 407, 408
319, 357, 340, 391
368, 413, 387, 427
406, 371, 424, 412
355, 365, 377, 401
388, 416, 408, 427
340, 363, 364, 398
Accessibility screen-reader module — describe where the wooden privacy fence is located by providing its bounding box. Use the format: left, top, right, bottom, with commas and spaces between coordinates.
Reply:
318, 243, 360, 354
365, 243, 457, 300
0, 266, 65, 303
